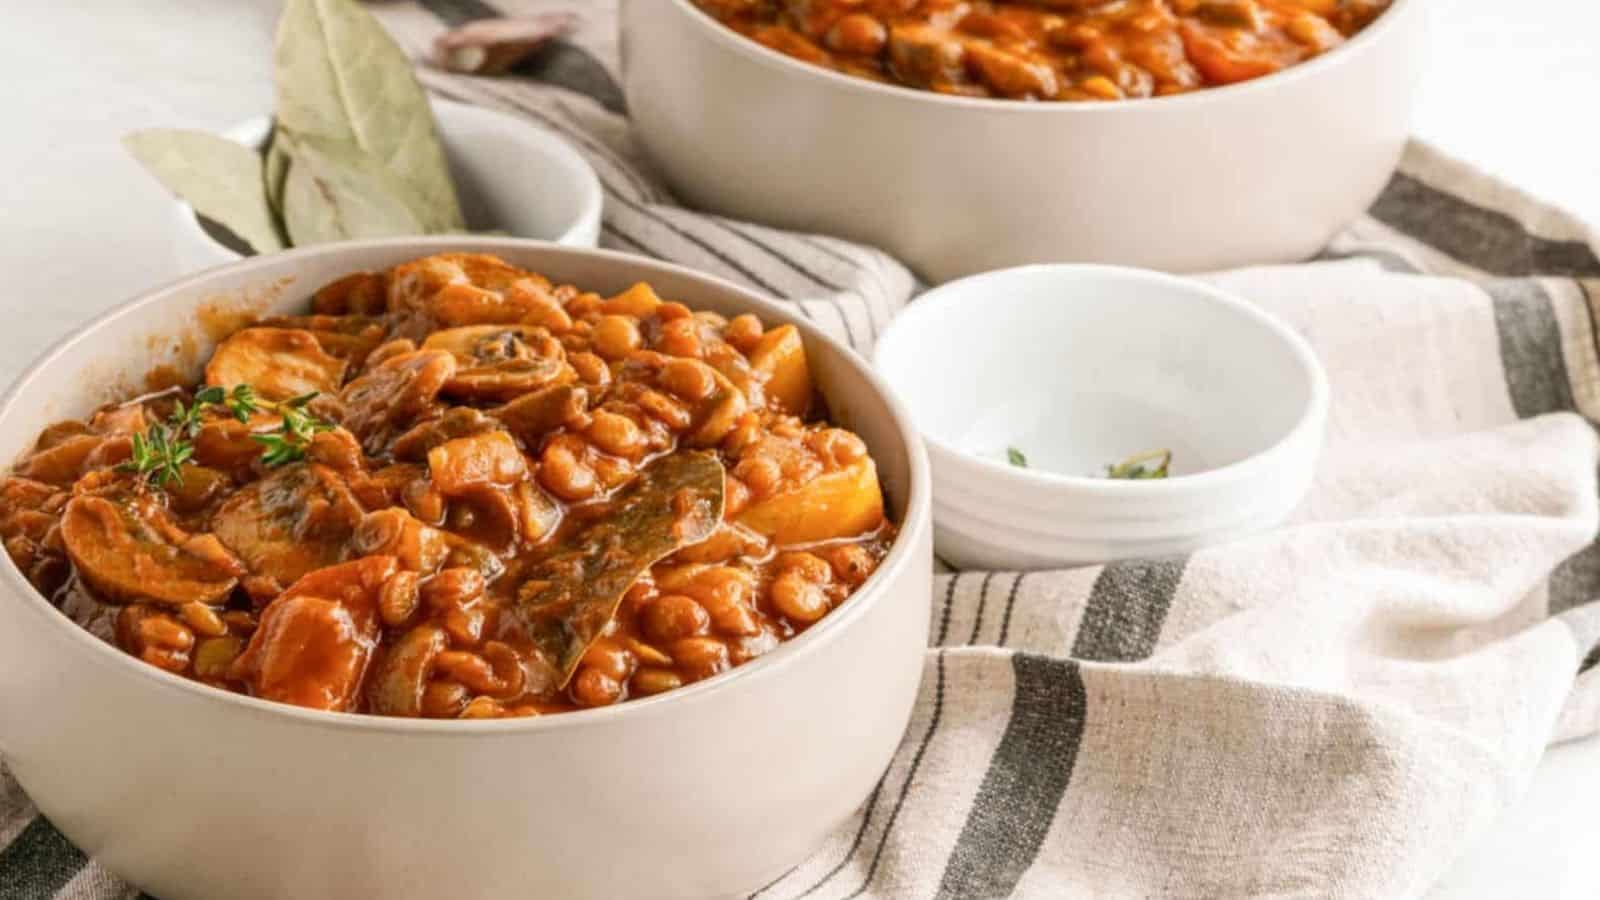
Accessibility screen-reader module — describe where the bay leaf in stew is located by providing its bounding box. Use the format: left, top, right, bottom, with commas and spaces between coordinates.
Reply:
515, 451, 724, 688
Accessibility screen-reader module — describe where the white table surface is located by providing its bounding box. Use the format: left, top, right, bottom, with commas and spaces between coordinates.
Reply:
2, 1, 1598, 896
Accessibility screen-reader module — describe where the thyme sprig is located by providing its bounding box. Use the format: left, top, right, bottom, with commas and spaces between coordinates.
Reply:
1105, 449, 1173, 480
250, 392, 335, 466
117, 384, 336, 488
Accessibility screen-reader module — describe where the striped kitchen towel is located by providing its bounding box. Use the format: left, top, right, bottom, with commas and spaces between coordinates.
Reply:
7, 1, 1600, 898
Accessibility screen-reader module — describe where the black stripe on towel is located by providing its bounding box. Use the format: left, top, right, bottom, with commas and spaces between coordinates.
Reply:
1550, 540, 1600, 616
967, 572, 997, 646
0, 817, 87, 900
1580, 642, 1600, 674
1548, 279, 1600, 616
715, 221, 847, 293
835, 651, 951, 899
932, 655, 1086, 900
1370, 173, 1600, 278
996, 572, 1027, 647
933, 572, 962, 646
1072, 556, 1188, 662
1485, 278, 1576, 419
782, 776, 887, 899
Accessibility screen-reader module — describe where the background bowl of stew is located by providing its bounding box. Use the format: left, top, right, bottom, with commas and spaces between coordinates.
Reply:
621, 0, 1427, 284
0, 238, 932, 900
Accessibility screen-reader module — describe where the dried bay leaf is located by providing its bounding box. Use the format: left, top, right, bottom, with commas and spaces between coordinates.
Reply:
262, 123, 292, 215
280, 133, 426, 246
274, 0, 464, 233
124, 129, 286, 254
515, 452, 725, 688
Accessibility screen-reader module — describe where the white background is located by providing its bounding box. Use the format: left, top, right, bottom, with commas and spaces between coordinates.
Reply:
0, 1, 1598, 896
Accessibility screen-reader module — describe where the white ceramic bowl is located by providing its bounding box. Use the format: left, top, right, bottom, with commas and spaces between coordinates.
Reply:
171, 100, 604, 271
874, 264, 1326, 570
621, 0, 1427, 283
0, 239, 932, 900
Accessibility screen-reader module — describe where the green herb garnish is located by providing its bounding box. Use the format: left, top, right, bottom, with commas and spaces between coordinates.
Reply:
1006, 446, 1028, 468
1105, 449, 1172, 480
121, 424, 195, 488
118, 386, 336, 488
250, 392, 335, 466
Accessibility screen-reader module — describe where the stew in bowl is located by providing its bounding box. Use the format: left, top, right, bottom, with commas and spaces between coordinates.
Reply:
692, 0, 1394, 101
0, 253, 895, 720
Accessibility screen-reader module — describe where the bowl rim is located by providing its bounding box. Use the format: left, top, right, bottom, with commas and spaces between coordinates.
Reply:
662, 0, 1417, 113
0, 236, 932, 735
173, 98, 605, 259
872, 262, 1330, 497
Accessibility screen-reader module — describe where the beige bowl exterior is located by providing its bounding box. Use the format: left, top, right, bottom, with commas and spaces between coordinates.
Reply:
621, 0, 1428, 283
0, 239, 932, 900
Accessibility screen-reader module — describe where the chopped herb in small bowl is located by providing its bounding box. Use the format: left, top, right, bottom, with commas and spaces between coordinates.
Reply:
1105, 449, 1172, 480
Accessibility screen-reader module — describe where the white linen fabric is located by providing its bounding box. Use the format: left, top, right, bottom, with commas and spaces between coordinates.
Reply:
5, 3, 1600, 898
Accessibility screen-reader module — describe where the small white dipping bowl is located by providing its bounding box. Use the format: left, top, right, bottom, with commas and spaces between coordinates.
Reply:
171, 99, 604, 271
874, 265, 1328, 571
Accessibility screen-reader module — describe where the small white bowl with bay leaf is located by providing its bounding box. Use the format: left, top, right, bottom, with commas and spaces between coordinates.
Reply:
123, 0, 602, 272
874, 265, 1329, 571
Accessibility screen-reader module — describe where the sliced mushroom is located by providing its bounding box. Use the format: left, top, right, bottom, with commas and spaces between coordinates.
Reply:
60, 494, 242, 605
887, 23, 969, 90
18, 433, 102, 485
387, 254, 555, 329
690, 367, 749, 448
204, 327, 349, 402
311, 270, 389, 316
210, 463, 364, 590
231, 555, 397, 712
89, 403, 150, 436
191, 414, 282, 477
367, 623, 448, 717
422, 325, 575, 401
391, 407, 500, 463
443, 484, 524, 555
257, 314, 388, 366
493, 383, 587, 447
352, 508, 448, 573
337, 349, 457, 456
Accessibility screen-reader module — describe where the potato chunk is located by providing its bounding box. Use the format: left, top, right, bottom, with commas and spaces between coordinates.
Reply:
737, 457, 884, 545
205, 327, 348, 401
747, 324, 812, 417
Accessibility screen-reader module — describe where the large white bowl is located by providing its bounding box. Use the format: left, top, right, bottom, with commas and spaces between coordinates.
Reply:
172, 101, 605, 272
621, 0, 1427, 283
0, 239, 932, 900
874, 264, 1326, 570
